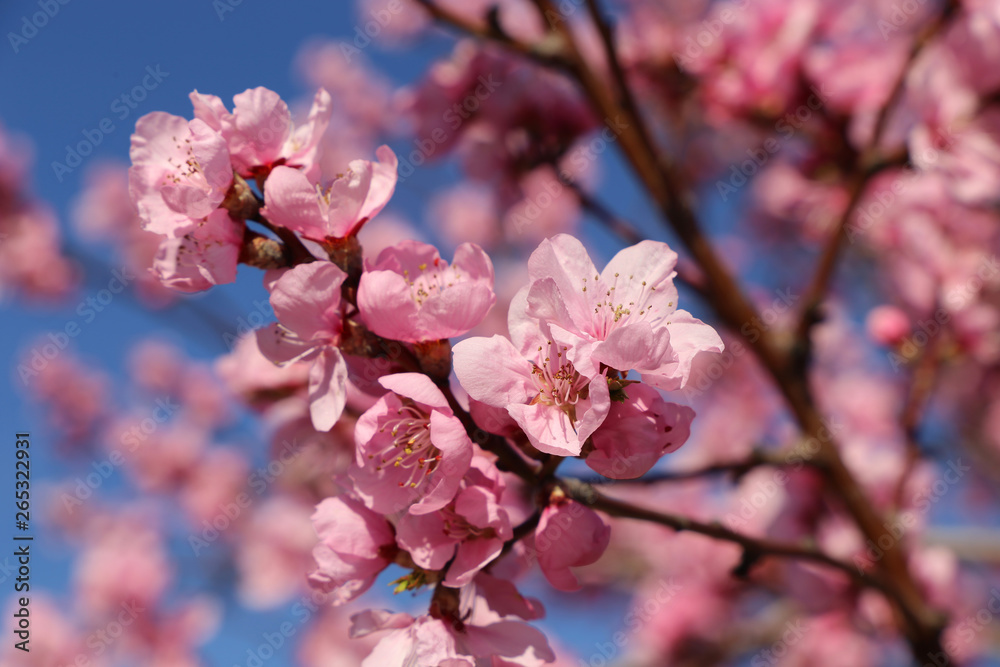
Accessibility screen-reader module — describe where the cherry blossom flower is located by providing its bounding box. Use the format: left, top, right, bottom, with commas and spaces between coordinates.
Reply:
235, 496, 317, 609
430, 184, 502, 250
521, 234, 723, 391
190, 87, 333, 180
307, 495, 396, 605
395, 458, 512, 587
256, 261, 350, 431
350, 373, 474, 515
586, 384, 694, 479
454, 292, 611, 457
0, 204, 78, 301
214, 332, 310, 408
866, 305, 911, 346
532, 497, 610, 592
350, 607, 554, 667
357, 240, 496, 343
151, 209, 243, 293
261, 145, 398, 241
128, 112, 232, 236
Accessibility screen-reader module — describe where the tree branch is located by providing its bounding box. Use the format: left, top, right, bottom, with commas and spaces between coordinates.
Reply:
558, 477, 924, 630
580, 447, 814, 485
414, 0, 954, 657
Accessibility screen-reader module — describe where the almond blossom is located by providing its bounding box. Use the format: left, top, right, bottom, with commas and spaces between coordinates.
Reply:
128, 112, 233, 236
532, 496, 610, 592
261, 145, 398, 241
585, 383, 695, 480
349, 606, 554, 667
350, 373, 474, 515
395, 458, 512, 587
454, 289, 610, 457
256, 261, 350, 431
190, 86, 333, 180
151, 208, 243, 293
357, 240, 496, 342
521, 234, 724, 391
307, 495, 396, 605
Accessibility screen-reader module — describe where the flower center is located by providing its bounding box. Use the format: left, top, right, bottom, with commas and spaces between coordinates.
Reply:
372, 404, 443, 488
581, 272, 671, 339
529, 340, 590, 422
164, 140, 206, 186
402, 259, 461, 306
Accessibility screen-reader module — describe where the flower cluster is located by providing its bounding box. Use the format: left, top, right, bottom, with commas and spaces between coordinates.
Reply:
127, 84, 721, 665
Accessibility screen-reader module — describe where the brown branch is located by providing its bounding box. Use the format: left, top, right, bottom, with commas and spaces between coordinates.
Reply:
582, 447, 816, 485
790, 153, 900, 354
892, 335, 943, 512
581, 0, 662, 171
417, 0, 953, 658
410, 0, 567, 67
559, 478, 922, 629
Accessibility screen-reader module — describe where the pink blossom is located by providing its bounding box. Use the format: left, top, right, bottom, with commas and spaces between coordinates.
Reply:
532, 497, 610, 591
0, 204, 78, 301
214, 332, 310, 408
683, 0, 822, 119
430, 184, 502, 250
350, 608, 554, 667
178, 446, 250, 527
74, 515, 171, 615
396, 458, 513, 587
465, 572, 546, 623
24, 352, 108, 445
586, 384, 694, 479
910, 109, 1000, 208
72, 162, 175, 305
256, 261, 350, 431
501, 166, 582, 246
191, 87, 332, 179
128, 112, 232, 235
298, 607, 381, 667
350, 373, 474, 515
261, 145, 398, 241
454, 308, 611, 457
521, 234, 723, 391
404, 41, 593, 178
113, 419, 208, 493
151, 208, 243, 293
307, 495, 396, 605
866, 305, 911, 346
357, 240, 496, 342
236, 496, 318, 609
1, 596, 93, 667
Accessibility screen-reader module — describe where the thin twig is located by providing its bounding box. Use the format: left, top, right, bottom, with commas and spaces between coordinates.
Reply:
411, 0, 567, 67
581, 448, 809, 485
892, 334, 943, 512
559, 478, 922, 630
